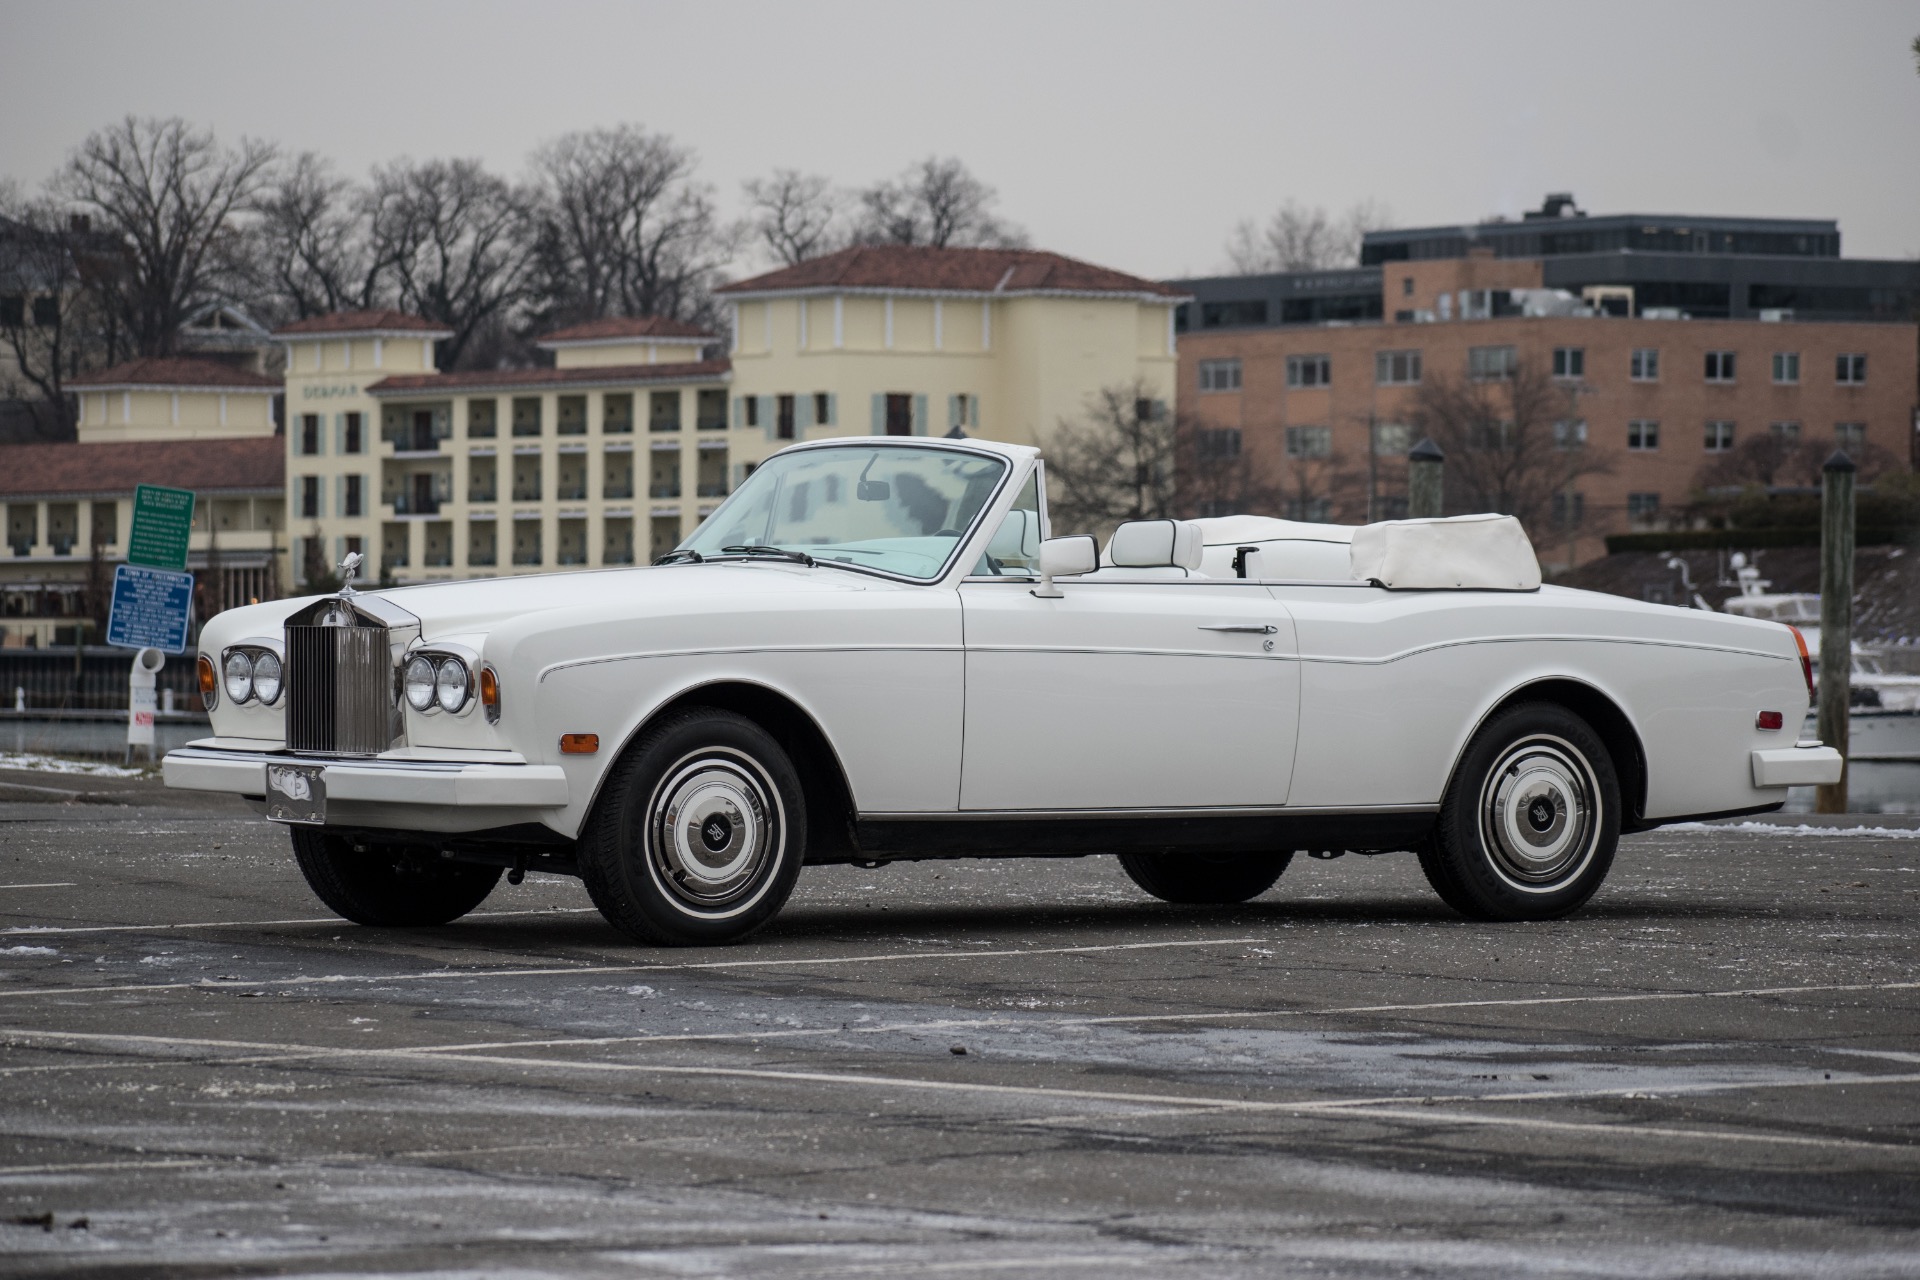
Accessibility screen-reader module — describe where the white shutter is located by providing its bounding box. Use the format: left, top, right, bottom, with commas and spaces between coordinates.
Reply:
912, 394, 927, 436
761, 396, 777, 442
870, 394, 885, 435
824, 393, 837, 427
797, 394, 814, 431
948, 395, 961, 430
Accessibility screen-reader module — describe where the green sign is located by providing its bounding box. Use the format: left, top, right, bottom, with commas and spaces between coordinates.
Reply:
127, 484, 195, 571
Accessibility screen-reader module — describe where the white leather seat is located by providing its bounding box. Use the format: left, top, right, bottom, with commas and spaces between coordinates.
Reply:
1102, 519, 1206, 576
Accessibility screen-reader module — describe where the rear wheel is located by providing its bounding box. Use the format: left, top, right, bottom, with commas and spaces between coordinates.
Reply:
579, 708, 806, 946
1421, 702, 1619, 921
290, 829, 501, 926
1119, 850, 1292, 905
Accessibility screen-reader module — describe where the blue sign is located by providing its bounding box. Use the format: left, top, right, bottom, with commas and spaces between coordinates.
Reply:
107, 564, 194, 654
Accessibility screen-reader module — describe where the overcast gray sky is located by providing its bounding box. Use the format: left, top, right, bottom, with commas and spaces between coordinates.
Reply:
4, 0, 1916, 279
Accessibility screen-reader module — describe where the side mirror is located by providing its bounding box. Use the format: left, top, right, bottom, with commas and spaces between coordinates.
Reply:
1033, 535, 1097, 598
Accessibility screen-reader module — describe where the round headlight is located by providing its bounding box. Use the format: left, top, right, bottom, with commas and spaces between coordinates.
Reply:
222, 651, 253, 704
251, 651, 283, 705
404, 654, 437, 712
435, 657, 471, 713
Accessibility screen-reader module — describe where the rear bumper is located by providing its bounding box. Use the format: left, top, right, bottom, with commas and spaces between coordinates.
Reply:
1751, 741, 1845, 788
163, 745, 569, 808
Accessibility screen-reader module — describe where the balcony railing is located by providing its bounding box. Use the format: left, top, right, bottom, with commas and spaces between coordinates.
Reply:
387, 429, 442, 453
7, 542, 30, 557
50, 539, 75, 556
511, 489, 542, 503
389, 493, 443, 516
649, 484, 681, 499
603, 484, 634, 500
468, 487, 497, 503
650, 417, 682, 433
695, 483, 728, 498
697, 417, 727, 431
557, 484, 587, 501
469, 553, 498, 567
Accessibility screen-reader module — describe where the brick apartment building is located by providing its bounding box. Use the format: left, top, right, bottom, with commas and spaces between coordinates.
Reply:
1169, 195, 1919, 569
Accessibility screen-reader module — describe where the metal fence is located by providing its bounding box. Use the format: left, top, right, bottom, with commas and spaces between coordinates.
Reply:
0, 647, 203, 712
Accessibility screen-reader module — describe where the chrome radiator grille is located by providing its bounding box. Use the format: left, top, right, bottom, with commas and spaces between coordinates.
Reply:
286, 624, 395, 755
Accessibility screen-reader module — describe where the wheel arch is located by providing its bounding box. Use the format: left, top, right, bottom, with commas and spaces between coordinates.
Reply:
1457, 677, 1650, 830
593, 678, 860, 863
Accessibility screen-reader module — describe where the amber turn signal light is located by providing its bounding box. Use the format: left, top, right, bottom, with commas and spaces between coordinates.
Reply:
196, 653, 217, 711
479, 666, 501, 723
1756, 711, 1785, 731
1786, 625, 1814, 706
559, 733, 599, 755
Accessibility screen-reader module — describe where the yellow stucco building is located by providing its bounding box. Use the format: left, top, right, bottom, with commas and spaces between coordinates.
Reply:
716, 245, 1186, 470
69, 356, 280, 443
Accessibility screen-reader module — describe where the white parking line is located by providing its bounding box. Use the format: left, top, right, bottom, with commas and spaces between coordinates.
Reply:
2, 1026, 1913, 1155
0, 883, 76, 891
0, 935, 1271, 1000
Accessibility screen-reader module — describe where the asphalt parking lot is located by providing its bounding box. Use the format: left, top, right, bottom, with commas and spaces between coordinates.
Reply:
2, 771, 1919, 1278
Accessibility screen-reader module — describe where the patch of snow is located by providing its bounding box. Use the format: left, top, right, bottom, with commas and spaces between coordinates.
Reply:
0, 752, 144, 777
3, 944, 57, 956
1668, 821, 1920, 839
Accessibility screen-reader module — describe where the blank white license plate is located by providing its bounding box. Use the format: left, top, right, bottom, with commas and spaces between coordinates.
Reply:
265, 764, 326, 825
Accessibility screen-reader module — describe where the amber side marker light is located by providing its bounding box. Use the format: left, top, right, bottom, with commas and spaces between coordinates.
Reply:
196, 654, 218, 711
1756, 711, 1785, 731
560, 733, 599, 755
1786, 625, 1814, 705
479, 666, 501, 724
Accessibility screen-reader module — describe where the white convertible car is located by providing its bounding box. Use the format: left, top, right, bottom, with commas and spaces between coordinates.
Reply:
166, 436, 1842, 944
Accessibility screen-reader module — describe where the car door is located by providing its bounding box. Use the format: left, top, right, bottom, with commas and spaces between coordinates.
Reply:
958, 576, 1300, 811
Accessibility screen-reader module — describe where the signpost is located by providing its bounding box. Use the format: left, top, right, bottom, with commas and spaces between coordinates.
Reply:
108, 484, 197, 762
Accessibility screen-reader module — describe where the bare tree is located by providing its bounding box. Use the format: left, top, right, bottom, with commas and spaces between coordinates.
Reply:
741, 169, 842, 265
365, 157, 532, 369
526, 125, 731, 328
0, 199, 110, 434
1410, 357, 1612, 541
1224, 198, 1392, 273
53, 117, 276, 356
1695, 431, 1901, 492
1045, 382, 1282, 541
247, 151, 379, 322
850, 157, 1026, 249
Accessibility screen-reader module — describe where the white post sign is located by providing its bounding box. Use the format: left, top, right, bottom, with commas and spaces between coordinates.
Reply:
127, 647, 165, 760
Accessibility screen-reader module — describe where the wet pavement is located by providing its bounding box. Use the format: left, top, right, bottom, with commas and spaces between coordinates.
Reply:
2, 773, 1918, 1277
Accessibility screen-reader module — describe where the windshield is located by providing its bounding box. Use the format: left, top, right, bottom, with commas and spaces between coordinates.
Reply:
680, 444, 1009, 579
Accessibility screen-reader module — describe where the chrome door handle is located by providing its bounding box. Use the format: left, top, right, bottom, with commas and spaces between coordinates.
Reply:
1199, 623, 1277, 634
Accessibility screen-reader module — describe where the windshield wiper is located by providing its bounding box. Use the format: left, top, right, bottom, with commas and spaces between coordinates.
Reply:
653, 548, 703, 565
720, 544, 816, 567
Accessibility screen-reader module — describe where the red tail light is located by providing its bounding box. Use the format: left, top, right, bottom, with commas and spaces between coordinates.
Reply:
1756, 711, 1784, 731
1786, 625, 1813, 706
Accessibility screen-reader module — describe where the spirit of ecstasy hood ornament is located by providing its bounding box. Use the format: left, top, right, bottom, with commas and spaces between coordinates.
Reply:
336, 550, 362, 597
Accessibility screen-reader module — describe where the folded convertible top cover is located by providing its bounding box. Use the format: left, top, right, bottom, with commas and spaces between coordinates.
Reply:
1348, 514, 1541, 590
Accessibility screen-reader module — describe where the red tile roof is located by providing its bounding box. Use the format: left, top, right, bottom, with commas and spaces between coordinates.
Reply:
537, 316, 716, 345
716, 245, 1186, 299
272, 309, 452, 337
0, 437, 284, 500
367, 359, 731, 396
67, 357, 280, 392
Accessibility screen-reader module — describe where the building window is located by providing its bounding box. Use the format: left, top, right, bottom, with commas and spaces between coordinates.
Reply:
1468, 345, 1516, 381
1371, 422, 1412, 455
298, 476, 320, 519
1626, 492, 1661, 525
343, 412, 363, 454
1194, 428, 1241, 460
1629, 348, 1659, 381
1551, 347, 1585, 380
1284, 497, 1331, 522
1627, 420, 1659, 451
1284, 426, 1331, 458
1374, 350, 1421, 385
1197, 358, 1242, 392
1705, 350, 1736, 383
1770, 421, 1801, 442
1835, 422, 1865, 450
1285, 354, 1331, 388
1549, 492, 1585, 526
776, 394, 795, 440
1836, 353, 1866, 385
885, 393, 912, 436
1552, 420, 1587, 450
343, 475, 363, 518
299, 414, 322, 455
1704, 421, 1735, 452
1401, 276, 1414, 296
1772, 351, 1799, 384
814, 392, 832, 425
742, 396, 758, 428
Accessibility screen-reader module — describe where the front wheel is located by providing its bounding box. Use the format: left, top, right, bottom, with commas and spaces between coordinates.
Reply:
290, 829, 502, 926
579, 709, 806, 946
1419, 702, 1620, 921
1119, 850, 1292, 904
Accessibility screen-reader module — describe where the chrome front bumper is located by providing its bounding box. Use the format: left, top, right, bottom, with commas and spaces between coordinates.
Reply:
1750, 741, 1845, 788
163, 744, 569, 809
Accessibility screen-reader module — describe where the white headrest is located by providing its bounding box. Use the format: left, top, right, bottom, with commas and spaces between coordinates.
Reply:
1107, 519, 1205, 570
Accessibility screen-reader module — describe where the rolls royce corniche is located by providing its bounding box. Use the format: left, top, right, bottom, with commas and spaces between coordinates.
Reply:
164, 436, 1842, 945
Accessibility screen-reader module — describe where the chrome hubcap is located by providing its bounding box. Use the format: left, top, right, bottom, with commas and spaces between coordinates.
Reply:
1478, 735, 1599, 891
647, 750, 780, 911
